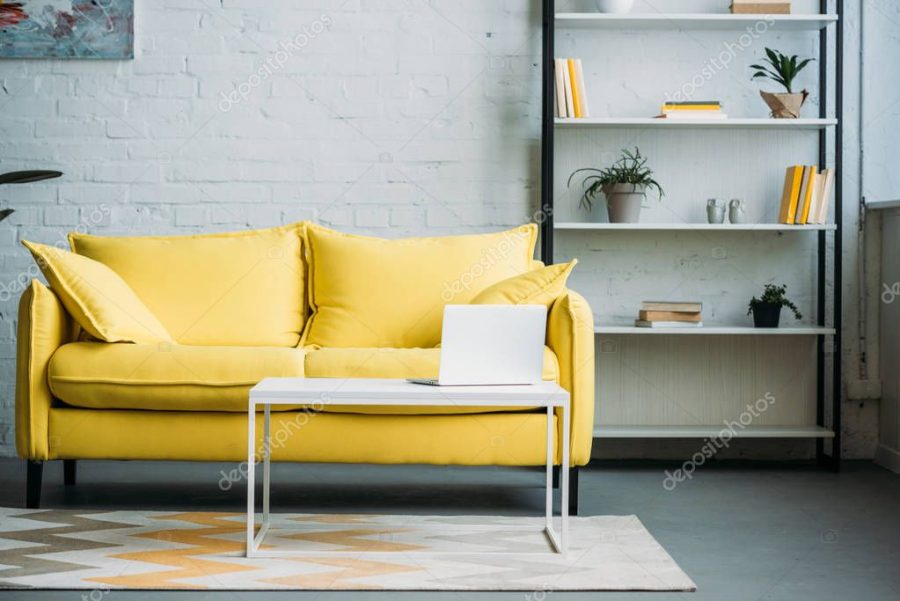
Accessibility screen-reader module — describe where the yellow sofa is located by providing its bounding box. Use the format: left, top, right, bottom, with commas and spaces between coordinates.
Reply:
16, 222, 594, 510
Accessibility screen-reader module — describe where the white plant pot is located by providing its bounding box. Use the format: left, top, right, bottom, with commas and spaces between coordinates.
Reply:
603, 183, 646, 223
595, 0, 635, 13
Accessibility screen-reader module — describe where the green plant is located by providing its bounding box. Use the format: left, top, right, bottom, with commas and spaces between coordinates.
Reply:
747, 283, 802, 319
750, 48, 814, 94
567, 147, 664, 211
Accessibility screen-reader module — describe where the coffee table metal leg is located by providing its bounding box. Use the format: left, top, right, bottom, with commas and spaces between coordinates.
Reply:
545, 405, 553, 531
246, 399, 255, 555
561, 401, 570, 552
263, 404, 271, 523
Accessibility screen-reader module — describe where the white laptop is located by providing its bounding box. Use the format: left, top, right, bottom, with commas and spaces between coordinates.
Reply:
408, 305, 547, 386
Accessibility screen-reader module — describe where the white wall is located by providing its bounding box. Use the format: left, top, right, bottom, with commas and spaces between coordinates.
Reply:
0, 0, 879, 459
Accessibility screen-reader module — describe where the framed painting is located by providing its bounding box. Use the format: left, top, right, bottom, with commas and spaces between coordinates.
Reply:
0, 1, 133, 59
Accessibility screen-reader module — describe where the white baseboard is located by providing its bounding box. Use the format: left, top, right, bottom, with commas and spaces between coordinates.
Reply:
874, 444, 900, 473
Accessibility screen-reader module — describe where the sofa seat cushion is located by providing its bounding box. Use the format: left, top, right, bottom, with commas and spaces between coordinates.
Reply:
303, 223, 538, 348
303, 346, 559, 415
48, 342, 305, 412
68, 224, 306, 347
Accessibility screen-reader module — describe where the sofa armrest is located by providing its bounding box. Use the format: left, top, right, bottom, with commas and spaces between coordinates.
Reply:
547, 289, 595, 465
16, 280, 71, 460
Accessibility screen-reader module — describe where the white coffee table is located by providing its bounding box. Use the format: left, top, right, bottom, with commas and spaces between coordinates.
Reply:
246, 377, 571, 557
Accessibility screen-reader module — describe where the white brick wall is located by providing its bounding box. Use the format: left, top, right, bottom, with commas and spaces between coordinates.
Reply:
0, 0, 542, 454
0, 0, 877, 458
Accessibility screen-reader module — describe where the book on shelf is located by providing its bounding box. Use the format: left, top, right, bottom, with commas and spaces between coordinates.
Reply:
778, 165, 805, 224
777, 164, 833, 225
554, 59, 566, 118
555, 58, 589, 119
658, 100, 726, 120
640, 301, 702, 313
639, 310, 702, 323
635, 320, 704, 328
812, 168, 834, 224
731, 0, 791, 14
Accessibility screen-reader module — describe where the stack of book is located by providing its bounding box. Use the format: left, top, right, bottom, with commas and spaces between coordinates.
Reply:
635, 301, 703, 328
554, 58, 590, 119
657, 101, 727, 120
731, 0, 791, 14
777, 165, 834, 225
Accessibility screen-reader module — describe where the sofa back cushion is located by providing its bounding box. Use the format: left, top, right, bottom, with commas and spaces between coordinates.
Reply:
22, 241, 173, 344
303, 223, 538, 348
69, 224, 306, 347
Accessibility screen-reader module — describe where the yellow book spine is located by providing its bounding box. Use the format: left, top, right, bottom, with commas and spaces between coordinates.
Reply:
567, 59, 582, 118
662, 104, 721, 111
778, 166, 795, 224
798, 166, 818, 224
784, 165, 805, 224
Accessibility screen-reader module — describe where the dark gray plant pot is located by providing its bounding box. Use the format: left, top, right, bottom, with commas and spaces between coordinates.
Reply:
752, 302, 782, 328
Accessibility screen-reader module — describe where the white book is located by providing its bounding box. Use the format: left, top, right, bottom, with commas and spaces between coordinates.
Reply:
815, 168, 835, 224
574, 59, 589, 118
634, 320, 704, 328
805, 171, 824, 224
554, 59, 567, 118
561, 59, 575, 119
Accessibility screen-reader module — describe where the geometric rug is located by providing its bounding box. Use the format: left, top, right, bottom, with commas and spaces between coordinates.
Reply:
0, 509, 695, 591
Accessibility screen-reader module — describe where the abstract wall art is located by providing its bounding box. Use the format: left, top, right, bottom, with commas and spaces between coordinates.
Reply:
0, 1, 133, 59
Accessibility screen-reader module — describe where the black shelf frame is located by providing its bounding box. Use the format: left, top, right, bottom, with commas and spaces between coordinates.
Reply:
539, 0, 843, 470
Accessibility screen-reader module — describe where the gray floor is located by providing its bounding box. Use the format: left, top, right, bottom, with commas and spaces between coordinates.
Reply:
0, 458, 897, 600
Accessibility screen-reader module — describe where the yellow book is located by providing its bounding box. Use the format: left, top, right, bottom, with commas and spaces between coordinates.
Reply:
797, 166, 817, 224
778, 165, 804, 224
662, 104, 721, 111
567, 59, 582, 118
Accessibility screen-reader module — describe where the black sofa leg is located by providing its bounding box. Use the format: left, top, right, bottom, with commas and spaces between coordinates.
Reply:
568, 467, 579, 516
63, 460, 76, 486
26, 461, 43, 509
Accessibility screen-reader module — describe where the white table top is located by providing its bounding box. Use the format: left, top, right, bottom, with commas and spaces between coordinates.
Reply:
249, 378, 569, 407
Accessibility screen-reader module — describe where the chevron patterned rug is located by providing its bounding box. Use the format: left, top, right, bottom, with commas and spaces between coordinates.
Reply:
0, 509, 695, 591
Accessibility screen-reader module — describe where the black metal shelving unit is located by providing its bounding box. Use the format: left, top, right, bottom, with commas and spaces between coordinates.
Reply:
539, 0, 843, 469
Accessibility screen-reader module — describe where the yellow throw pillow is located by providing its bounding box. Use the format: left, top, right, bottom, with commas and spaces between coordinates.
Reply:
22, 241, 173, 344
471, 260, 577, 307
69, 224, 306, 347
304, 223, 538, 348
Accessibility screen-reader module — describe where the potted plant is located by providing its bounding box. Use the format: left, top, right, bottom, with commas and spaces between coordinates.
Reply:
751, 48, 814, 118
747, 283, 802, 328
567, 147, 664, 223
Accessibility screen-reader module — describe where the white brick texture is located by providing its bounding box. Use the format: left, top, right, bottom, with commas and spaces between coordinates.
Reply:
0, 0, 540, 454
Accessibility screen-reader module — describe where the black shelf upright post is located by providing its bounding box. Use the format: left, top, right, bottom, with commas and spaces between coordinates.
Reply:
540, 0, 555, 264
816, 0, 842, 471
831, 0, 844, 471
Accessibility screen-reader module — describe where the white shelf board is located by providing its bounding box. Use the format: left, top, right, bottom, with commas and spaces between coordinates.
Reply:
555, 117, 837, 130
556, 13, 837, 31
593, 425, 835, 438
595, 325, 835, 335
555, 222, 835, 231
